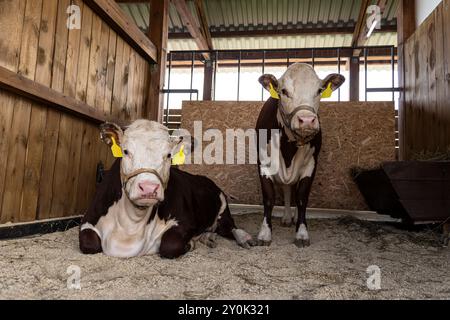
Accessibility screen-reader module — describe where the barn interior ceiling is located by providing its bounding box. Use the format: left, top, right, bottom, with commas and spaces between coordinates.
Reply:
116, 0, 399, 50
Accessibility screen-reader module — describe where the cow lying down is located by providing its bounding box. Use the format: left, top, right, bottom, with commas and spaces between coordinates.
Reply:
79, 120, 255, 258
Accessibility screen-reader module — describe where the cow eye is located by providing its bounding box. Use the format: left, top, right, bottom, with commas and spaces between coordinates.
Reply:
167, 153, 171, 159
317, 88, 324, 96
281, 89, 290, 97
123, 149, 129, 156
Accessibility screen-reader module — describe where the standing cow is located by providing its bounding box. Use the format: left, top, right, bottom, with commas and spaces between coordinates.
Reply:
79, 120, 254, 258
256, 63, 345, 247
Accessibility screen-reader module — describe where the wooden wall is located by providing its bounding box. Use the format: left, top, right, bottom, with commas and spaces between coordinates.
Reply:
403, 0, 450, 159
0, 0, 152, 223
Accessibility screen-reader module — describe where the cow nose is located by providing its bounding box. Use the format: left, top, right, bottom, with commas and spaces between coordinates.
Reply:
138, 181, 160, 195
298, 116, 316, 126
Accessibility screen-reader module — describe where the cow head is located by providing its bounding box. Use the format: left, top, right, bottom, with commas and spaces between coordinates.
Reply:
100, 120, 182, 207
259, 63, 345, 141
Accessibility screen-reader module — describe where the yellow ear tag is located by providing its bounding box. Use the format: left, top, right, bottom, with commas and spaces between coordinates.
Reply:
321, 82, 333, 99
111, 137, 123, 158
269, 83, 280, 100
171, 145, 185, 166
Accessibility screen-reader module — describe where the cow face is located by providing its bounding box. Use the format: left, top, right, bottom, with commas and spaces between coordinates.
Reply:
100, 120, 182, 207
259, 63, 345, 140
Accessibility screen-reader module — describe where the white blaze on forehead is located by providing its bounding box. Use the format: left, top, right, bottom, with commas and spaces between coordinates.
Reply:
278, 63, 323, 115
121, 120, 172, 171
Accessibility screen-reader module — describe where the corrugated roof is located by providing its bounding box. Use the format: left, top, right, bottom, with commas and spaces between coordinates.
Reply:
119, 0, 398, 51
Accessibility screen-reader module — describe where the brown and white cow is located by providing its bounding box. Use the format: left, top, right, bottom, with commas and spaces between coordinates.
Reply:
79, 120, 254, 258
256, 63, 345, 247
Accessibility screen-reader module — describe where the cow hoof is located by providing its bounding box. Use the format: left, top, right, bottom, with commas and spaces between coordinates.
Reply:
79, 229, 102, 254
199, 232, 218, 248
294, 239, 311, 248
238, 238, 257, 249
205, 239, 218, 248
256, 239, 272, 246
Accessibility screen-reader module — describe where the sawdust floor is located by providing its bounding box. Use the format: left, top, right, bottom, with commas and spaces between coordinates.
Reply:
0, 212, 449, 300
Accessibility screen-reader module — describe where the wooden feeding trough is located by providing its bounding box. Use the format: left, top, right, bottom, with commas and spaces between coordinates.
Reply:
352, 161, 450, 224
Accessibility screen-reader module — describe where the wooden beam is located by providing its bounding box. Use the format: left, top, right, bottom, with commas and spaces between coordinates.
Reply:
194, 0, 213, 49
147, 0, 169, 122
171, 0, 210, 55
397, 0, 416, 160
84, 0, 157, 62
203, 60, 214, 100
0, 66, 125, 126
351, 0, 371, 48
349, 57, 360, 101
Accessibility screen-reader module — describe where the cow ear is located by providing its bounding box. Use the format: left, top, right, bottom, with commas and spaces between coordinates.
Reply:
100, 122, 123, 147
258, 74, 278, 92
169, 135, 183, 150
322, 73, 345, 91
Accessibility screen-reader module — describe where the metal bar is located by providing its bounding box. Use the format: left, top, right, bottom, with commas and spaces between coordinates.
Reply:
162, 89, 199, 94
337, 48, 341, 102
261, 50, 265, 101
312, 48, 315, 68
214, 51, 218, 101
169, 45, 396, 54
165, 52, 172, 126
366, 87, 402, 92
286, 49, 290, 67
237, 50, 241, 101
189, 51, 194, 100
364, 48, 368, 102
391, 46, 395, 102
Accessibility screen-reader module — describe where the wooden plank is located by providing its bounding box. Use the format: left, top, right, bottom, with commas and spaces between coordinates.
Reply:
86, 13, 102, 108
397, 0, 416, 160
53, 0, 85, 218
425, 12, 438, 152
349, 57, 360, 101
119, 43, 131, 120
0, 0, 26, 222
126, 49, 137, 119
443, 0, 450, 149
111, 37, 125, 120
74, 4, 94, 216
351, 0, 370, 47
103, 29, 117, 116
83, 0, 157, 62
0, 0, 27, 71
20, 0, 50, 222
2, 0, 42, 223
194, 0, 213, 50
75, 4, 93, 103
171, 0, 209, 52
147, 0, 169, 122
39, 0, 70, 219
94, 20, 110, 110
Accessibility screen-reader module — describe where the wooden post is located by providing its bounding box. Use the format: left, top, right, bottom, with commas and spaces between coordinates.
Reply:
147, 0, 169, 122
397, 0, 416, 160
349, 57, 360, 101
203, 59, 214, 100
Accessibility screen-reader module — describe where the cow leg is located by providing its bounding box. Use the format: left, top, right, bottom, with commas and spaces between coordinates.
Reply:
159, 227, 193, 259
281, 184, 293, 227
79, 159, 122, 254
257, 176, 275, 246
294, 177, 313, 248
215, 205, 256, 249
